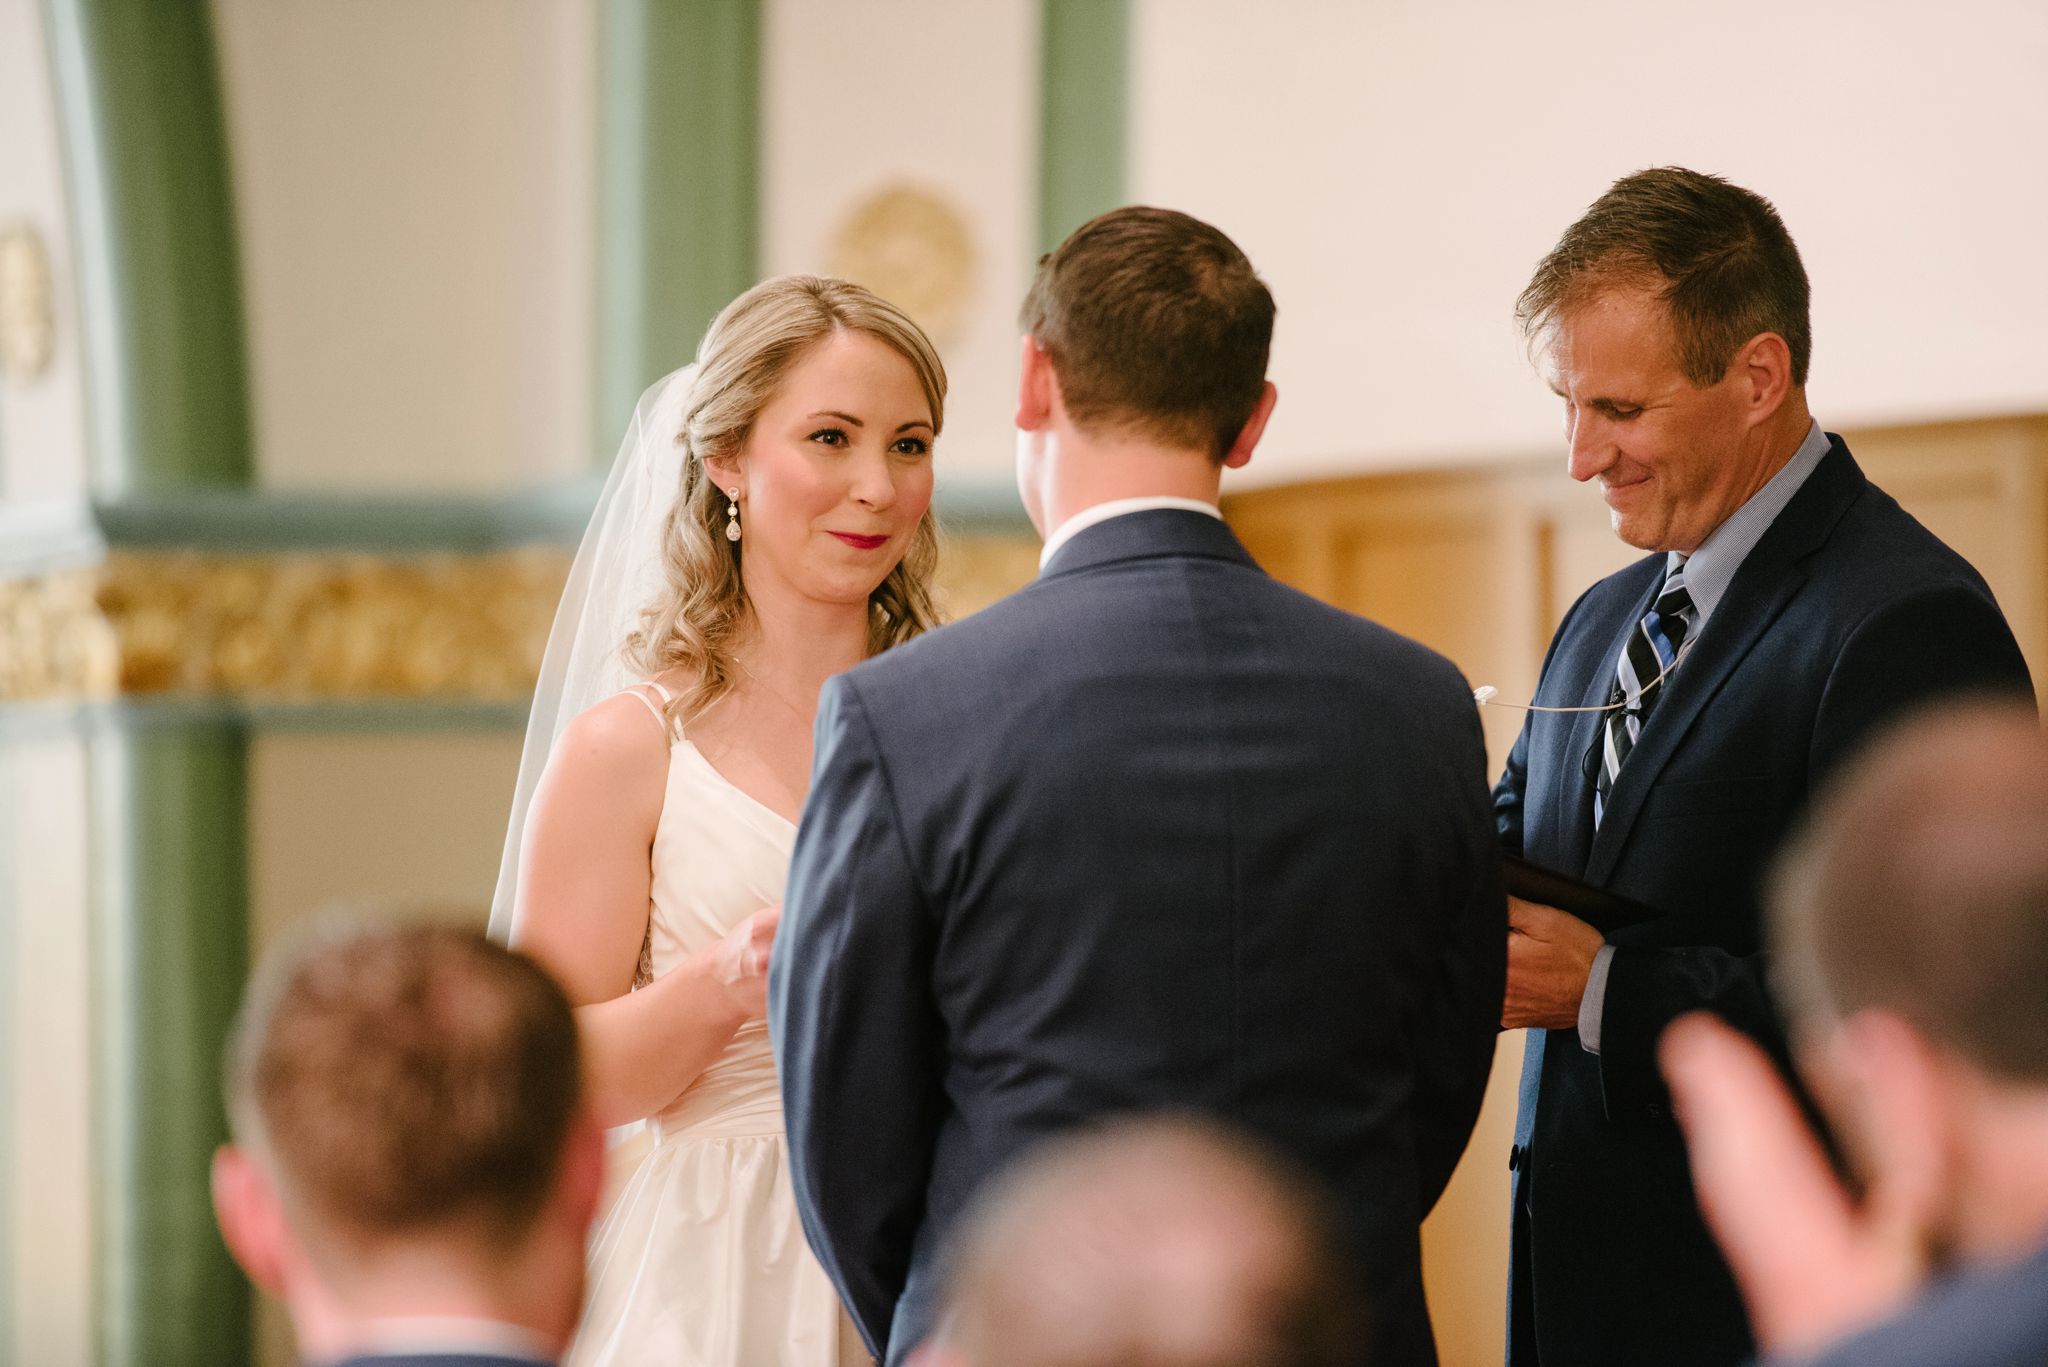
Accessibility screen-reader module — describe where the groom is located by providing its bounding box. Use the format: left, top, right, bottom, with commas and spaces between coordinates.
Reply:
771, 206, 1506, 1366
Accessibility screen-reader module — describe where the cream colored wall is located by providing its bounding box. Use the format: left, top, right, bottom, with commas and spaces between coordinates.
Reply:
1132, 0, 2048, 486
210, 0, 598, 492
246, 731, 519, 947
761, 0, 1041, 488
4, 735, 95, 1367
186, 0, 2048, 496
0, 0, 92, 504
209, 0, 1041, 496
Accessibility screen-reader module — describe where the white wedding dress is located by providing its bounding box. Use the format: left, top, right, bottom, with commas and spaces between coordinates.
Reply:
567, 682, 869, 1367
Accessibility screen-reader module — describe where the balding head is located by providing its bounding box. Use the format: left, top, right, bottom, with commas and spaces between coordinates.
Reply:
928, 1116, 1363, 1367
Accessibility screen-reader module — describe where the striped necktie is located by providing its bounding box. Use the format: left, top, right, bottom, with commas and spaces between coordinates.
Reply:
1594, 560, 1696, 827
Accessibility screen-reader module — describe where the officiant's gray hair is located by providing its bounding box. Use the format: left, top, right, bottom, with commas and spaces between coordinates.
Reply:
625, 275, 947, 730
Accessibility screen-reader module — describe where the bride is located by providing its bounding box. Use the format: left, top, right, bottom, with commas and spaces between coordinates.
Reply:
491, 275, 946, 1365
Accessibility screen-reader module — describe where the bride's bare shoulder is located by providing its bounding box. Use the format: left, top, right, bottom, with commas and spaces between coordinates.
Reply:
544, 690, 672, 792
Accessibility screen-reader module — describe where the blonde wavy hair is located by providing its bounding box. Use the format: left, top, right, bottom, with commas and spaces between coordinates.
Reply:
623, 275, 947, 729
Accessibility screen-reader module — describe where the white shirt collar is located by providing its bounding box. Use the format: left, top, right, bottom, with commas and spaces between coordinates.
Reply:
347, 1316, 555, 1363
1038, 496, 1223, 570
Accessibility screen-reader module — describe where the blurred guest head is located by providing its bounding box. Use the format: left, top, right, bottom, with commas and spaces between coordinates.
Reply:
1014, 207, 1278, 534
211, 919, 601, 1363
1662, 701, 2048, 1361
918, 1114, 1364, 1367
628, 273, 947, 719
1517, 167, 1813, 552
1769, 699, 2048, 1265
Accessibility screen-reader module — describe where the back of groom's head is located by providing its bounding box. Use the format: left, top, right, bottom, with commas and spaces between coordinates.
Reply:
1021, 206, 1274, 460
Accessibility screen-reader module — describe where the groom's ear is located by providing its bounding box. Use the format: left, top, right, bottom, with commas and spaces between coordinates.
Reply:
1221, 381, 1279, 470
1015, 335, 1057, 432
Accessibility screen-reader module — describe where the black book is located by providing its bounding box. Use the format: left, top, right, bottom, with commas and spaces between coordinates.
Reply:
1505, 855, 1661, 934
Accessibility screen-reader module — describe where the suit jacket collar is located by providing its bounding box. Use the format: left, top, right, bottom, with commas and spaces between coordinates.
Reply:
1036, 506, 1260, 581
1582, 435, 1868, 883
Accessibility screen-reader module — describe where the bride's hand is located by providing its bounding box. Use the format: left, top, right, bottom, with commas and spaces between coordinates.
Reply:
707, 903, 781, 1022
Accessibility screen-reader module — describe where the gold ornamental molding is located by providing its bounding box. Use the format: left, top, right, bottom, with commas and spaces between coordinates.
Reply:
0, 535, 1041, 705
0, 548, 571, 703
0, 221, 58, 382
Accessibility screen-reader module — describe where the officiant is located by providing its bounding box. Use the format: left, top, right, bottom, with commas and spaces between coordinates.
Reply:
1490, 166, 2034, 1367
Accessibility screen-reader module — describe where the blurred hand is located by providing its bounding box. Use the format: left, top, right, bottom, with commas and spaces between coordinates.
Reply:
1660, 1013, 1922, 1356
708, 903, 781, 1022
1503, 897, 1604, 1029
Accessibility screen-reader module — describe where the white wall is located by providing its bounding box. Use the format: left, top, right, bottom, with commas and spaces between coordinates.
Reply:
762, 0, 1041, 489
247, 732, 521, 947
3, 736, 94, 1367
0, 0, 92, 505
88, 3, 2048, 498
211, 0, 597, 492
1132, 0, 2048, 486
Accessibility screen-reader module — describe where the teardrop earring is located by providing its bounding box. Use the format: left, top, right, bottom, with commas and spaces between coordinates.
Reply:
725, 488, 741, 543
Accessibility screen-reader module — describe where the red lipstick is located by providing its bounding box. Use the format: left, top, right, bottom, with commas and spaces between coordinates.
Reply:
830, 532, 889, 550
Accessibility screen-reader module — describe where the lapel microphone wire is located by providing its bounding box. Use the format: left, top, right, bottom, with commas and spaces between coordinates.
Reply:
1472, 639, 1696, 713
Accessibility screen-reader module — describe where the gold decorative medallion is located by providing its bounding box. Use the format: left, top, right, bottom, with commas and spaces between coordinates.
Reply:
828, 184, 976, 343
0, 222, 56, 382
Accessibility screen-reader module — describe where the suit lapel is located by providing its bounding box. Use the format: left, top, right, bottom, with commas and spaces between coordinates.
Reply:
1554, 572, 1659, 876
1582, 569, 1805, 884
1582, 439, 1867, 885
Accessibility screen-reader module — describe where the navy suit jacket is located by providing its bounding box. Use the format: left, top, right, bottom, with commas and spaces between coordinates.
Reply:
1495, 437, 2035, 1367
771, 510, 1506, 1366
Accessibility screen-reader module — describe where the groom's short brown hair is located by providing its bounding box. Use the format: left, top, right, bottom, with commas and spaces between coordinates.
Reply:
224, 919, 581, 1250
1021, 206, 1275, 459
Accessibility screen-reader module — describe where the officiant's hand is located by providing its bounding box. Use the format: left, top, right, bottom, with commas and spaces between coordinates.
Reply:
1503, 897, 1603, 1030
709, 903, 781, 1021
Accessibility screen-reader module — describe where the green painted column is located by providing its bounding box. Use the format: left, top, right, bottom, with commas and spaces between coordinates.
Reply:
43, 0, 254, 494
596, 0, 762, 458
39, 3, 256, 1364
90, 721, 250, 1367
1038, 0, 1131, 253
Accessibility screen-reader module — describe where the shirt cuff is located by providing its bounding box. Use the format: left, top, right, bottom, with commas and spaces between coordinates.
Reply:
1578, 943, 1617, 1054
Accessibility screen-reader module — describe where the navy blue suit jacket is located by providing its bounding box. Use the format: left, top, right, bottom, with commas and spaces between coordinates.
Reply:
1495, 438, 2035, 1367
771, 510, 1506, 1366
